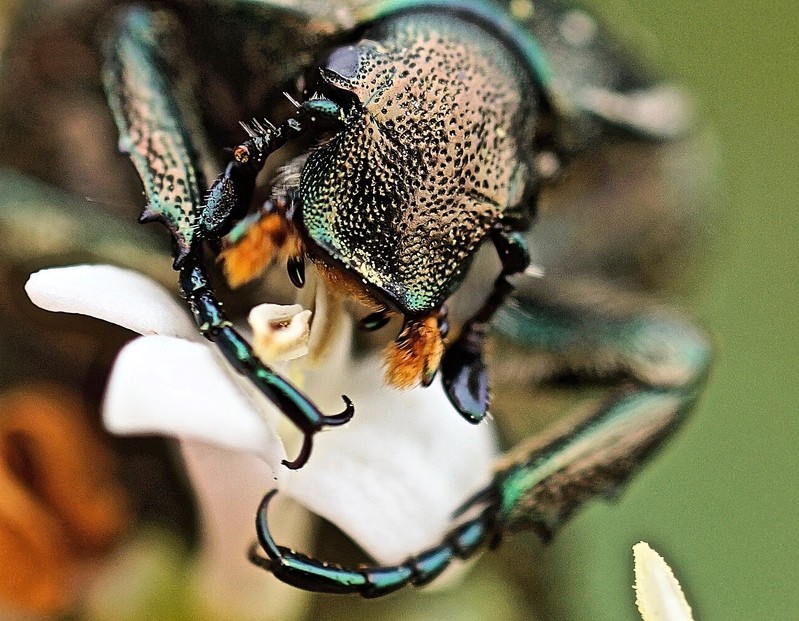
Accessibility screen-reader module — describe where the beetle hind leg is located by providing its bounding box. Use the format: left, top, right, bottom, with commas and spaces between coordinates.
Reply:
485, 279, 712, 537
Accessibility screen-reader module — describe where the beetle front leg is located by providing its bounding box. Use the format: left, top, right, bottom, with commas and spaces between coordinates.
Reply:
441, 228, 531, 422
101, 6, 352, 469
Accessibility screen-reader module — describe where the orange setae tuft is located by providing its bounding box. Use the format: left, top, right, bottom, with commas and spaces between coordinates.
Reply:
219, 213, 303, 288
384, 315, 444, 389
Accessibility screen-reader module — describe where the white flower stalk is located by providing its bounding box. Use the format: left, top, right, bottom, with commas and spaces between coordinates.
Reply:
26, 264, 497, 615
633, 542, 695, 621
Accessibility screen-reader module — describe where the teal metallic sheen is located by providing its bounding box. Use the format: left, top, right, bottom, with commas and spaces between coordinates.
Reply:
97, 0, 711, 598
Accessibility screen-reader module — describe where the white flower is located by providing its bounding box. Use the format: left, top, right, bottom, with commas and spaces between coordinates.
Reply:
26, 264, 497, 617
633, 542, 695, 621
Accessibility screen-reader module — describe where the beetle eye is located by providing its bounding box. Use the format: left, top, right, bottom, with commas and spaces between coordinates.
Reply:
307, 44, 365, 109
321, 45, 362, 81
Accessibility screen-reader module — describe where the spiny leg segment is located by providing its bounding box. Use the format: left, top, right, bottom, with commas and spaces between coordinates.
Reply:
101, 6, 350, 469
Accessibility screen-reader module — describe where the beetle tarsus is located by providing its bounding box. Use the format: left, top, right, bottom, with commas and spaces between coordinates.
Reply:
252, 489, 497, 597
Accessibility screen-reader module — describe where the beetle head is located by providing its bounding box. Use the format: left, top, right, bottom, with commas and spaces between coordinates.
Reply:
295, 20, 536, 316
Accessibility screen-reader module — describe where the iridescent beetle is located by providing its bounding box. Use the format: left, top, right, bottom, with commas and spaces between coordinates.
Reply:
100, 0, 711, 597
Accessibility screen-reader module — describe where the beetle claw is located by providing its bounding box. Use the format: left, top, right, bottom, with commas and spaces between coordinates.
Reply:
287, 256, 305, 288
280, 397, 352, 469
247, 542, 275, 571
322, 395, 355, 426
282, 434, 314, 470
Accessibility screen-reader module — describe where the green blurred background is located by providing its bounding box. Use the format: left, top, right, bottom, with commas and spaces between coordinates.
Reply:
0, 0, 796, 619
533, 1, 799, 619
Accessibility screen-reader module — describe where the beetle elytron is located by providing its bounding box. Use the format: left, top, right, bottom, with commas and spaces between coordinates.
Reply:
100, 0, 711, 596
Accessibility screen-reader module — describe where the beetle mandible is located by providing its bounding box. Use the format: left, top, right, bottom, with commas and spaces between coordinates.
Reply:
99, 0, 711, 597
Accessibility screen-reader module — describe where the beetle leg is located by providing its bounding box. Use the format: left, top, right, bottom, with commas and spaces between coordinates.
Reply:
101, 7, 212, 264
483, 279, 712, 537
102, 7, 352, 470
198, 116, 308, 247
250, 286, 709, 596
441, 229, 531, 423
179, 254, 353, 469
250, 490, 497, 597
187, 119, 352, 470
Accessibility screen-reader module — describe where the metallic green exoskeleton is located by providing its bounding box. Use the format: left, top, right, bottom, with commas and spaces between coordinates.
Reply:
93, 0, 711, 597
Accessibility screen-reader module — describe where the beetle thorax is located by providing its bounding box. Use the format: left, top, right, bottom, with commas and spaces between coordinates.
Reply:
299, 13, 537, 314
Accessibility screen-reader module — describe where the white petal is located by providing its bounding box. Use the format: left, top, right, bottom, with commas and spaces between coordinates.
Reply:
103, 335, 286, 469
181, 440, 311, 621
634, 542, 695, 621
26, 265, 196, 339
281, 356, 497, 564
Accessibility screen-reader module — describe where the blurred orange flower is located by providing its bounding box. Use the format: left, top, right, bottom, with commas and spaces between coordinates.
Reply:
0, 386, 129, 615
